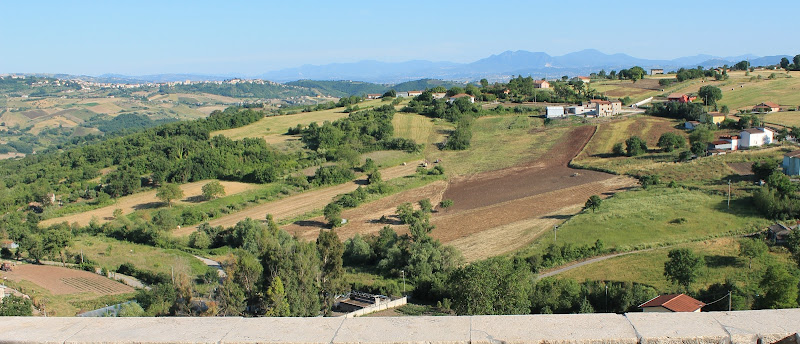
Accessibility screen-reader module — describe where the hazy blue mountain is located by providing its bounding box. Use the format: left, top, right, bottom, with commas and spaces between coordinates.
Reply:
258, 60, 460, 83
466, 51, 553, 73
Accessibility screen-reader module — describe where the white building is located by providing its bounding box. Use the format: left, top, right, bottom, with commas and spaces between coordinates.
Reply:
447, 94, 475, 104
546, 106, 565, 118
739, 128, 774, 148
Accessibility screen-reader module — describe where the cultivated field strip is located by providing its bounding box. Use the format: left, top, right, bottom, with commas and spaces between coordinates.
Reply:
176, 162, 421, 235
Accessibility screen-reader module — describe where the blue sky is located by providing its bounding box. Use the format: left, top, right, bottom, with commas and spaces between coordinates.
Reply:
1, 0, 796, 76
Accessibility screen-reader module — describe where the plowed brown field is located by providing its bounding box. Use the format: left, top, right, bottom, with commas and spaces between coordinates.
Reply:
287, 126, 638, 261
1, 264, 134, 295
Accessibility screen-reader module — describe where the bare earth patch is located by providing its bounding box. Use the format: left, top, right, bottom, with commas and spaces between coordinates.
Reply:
1, 264, 134, 295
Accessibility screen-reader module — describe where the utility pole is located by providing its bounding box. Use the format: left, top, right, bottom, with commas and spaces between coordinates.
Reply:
553, 225, 559, 243
605, 284, 609, 313
401, 270, 406, 296
727, 180, 731, 209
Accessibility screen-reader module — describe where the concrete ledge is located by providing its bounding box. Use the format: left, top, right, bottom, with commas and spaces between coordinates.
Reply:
0, 309, 799, 344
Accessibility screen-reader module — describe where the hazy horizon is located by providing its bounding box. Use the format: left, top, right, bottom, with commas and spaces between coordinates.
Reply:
1, 0, 796, 76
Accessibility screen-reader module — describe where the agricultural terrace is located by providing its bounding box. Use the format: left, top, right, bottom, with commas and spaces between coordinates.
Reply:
211, 99, 385, 145
558, 237, 794, 292
41, 180, 255, 227
0, 264, 135, 316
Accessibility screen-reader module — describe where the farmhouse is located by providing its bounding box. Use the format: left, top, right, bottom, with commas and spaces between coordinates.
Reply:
366, 94, 382, 99
587, 99, 614, 117
650, 68, 664, 75
639, 294, 705, 313
574, 76, 591, 83
782, 150, 800, 176
545, 106, 565, 118
701, 112, 726, 125
667, 93, 697, 103
395, 91, 409, 98
739, 127, 774, 148
610, 99, 622, 114
707, 135, 739, 151
753, 101, 781, 113
767, 223, 794, 245
448, 93, 475, 104
407, 90, 423, 97
533, 80, 550, 89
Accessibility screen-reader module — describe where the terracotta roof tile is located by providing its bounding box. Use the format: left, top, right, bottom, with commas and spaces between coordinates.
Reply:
639, 294, 705, 312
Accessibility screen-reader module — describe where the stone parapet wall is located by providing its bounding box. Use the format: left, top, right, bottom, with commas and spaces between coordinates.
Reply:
1, 309, 799, 344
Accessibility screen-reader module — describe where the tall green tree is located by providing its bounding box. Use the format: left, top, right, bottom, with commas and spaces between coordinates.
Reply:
657, 132, 686, 152
664, 248, 703, 290
584, 195, 602, 213
447, 257, 532, 315
698, 86, 723, 106
757, 265, 799, 309
264, 276, 290, 316
156, 183, 184, 207
324, 203, 343, 228
625, 136, 647, 156
738, 238, 768, 269
317, 229, 344, 314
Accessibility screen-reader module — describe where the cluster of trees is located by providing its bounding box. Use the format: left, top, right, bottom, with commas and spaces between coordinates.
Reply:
138, 217, 344, 316
779, 55, 800, 71
752, 160, 800, 219
300, 104, 419, 154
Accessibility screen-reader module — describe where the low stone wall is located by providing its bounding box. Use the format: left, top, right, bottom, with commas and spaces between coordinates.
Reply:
1, 309, 799, 343
342, 296, 407, 318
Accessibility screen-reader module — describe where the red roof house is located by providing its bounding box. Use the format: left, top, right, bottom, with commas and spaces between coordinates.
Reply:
753, 102, 781, 113
667, 93, 697, 103
639, 294, 705, 312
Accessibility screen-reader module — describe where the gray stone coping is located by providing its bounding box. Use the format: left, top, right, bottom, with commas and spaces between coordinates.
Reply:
0, 309, 798, 344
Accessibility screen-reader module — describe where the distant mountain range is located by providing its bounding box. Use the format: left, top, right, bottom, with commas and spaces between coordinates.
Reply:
257, 49, 792, 83
24, 50, 793, 85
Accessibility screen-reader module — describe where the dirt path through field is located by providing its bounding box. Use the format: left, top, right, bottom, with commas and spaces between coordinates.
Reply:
176, 162, 421, 236
41, 181, 255, 228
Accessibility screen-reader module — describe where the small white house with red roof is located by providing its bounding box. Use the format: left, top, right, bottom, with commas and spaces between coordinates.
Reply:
448, 93, 475, 104
639, 294, 705, 312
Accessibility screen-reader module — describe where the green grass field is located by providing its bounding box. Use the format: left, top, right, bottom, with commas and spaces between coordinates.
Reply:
70, 235, 210, 278
763, 111, 800, 128
212, 99, 385, 142
558, 237, 793, 292
428, 114, 563, 176
521, 187, 770, 256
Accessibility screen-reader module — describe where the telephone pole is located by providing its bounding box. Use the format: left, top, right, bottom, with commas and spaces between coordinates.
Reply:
728, 180, 731, 209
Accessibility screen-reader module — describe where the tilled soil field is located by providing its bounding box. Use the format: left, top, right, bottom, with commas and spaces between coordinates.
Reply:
439, 125, 610, 212
287, 126, 638, 261
1, 264, 134, 295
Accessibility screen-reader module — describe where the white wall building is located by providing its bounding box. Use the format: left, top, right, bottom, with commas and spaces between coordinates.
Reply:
739, 128, 774, 148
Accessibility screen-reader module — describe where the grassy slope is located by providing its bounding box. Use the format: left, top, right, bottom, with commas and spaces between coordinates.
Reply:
70, 235, 209, 277
522, 187, 770, 256
559, 237, 794, 292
